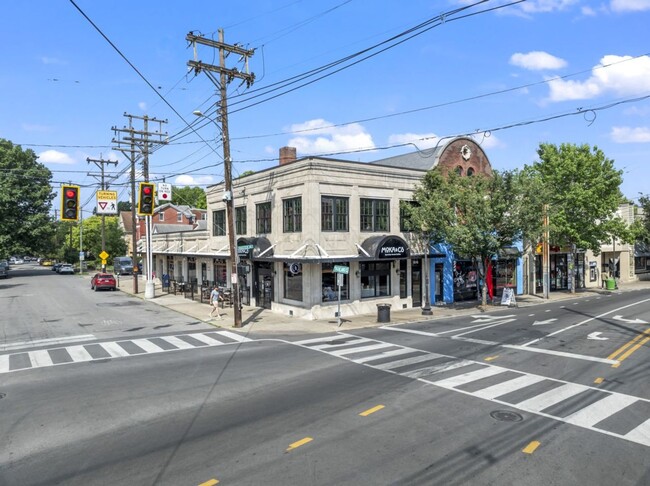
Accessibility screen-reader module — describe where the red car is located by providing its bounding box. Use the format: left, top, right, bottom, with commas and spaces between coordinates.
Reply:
91, 273, 117, 291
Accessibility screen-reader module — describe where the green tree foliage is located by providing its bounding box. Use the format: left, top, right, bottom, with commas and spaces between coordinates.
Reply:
64, 216, 127, 263
171, 186, 206, 209
117, 201, 131, 212
407, 169, 524, 305
527, 143, 625, 253
0, 139, 55, 258
635, 195, 650, 244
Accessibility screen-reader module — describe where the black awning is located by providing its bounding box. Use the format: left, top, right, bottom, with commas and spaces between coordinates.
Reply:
635, 242, 650, 257
360, 235, 410, 259
237, 237, 273, 259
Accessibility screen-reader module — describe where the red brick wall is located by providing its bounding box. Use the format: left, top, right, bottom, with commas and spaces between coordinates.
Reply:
437, 138, 492, 177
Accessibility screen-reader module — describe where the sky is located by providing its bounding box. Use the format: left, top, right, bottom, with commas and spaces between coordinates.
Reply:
1, 0, 649, 215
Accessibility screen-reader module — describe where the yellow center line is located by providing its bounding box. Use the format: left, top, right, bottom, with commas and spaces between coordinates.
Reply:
198, 479, 219, 486
594, 377, 604, 384
607, 328, 650, 361
484, 355, 499, 362
522, 441, 541, 454
359, 404, 385, 416
612, 335, 650, 368
286, 437, 313, 452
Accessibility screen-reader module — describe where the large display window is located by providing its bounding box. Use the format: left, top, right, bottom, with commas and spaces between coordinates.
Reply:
360, 261, 390, 298
321, 262, 349, 302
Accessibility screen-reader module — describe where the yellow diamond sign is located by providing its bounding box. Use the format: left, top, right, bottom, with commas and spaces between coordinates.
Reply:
99, 251, 109, 260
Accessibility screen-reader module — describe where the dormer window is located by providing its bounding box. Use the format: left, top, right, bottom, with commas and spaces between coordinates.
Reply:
177, 212, 182, 222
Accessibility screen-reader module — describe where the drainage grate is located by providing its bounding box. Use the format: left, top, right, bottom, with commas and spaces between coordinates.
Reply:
490, 410, 524, 422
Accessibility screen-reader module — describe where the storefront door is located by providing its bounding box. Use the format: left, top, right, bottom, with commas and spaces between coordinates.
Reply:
256, 266, 273, 309
435, 263, 444, 303
411, 259, 422, 307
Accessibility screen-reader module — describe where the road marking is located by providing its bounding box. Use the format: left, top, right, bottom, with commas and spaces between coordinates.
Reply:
612, 315, 648, 325
330, 343, 394, 357
532, 318, 557, 326
286, 437, 313, 451
594, 377, 604, 384
473, 374, 546, 400
521, 297, 650, 347
587, 332, 608, 340
0, 354, 10, 373
484, 355, 499, 362
432, 366, 504, 388
0, 334, 96, 352
162, 336, 197, 350
516, 383, 589, 412
359, 405, 385, 416
372, 353, 443, 370
522, 441, 540, 454
625, 418, 650, 444
65, 345, 94, 362
502, 344, 618, 365
611, 335, 650, 368
607, 328, 650, 365
311, 337, 371, 350
564, 394, 637, 428
402, 359, 475, 379
354, 347, 416, 364
101, 341, 131, 357
29, 350, 53, 368
217, 330, 252, 342
198, 479, 219, 486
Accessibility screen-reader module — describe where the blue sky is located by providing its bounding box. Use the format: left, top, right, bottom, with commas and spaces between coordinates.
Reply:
1, 0, 649, 214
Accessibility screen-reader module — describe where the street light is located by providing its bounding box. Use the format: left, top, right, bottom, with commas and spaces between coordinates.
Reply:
194, 109, 242, 327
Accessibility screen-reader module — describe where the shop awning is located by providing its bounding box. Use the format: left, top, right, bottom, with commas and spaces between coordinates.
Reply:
359, 235, 410, 259
237, 237, 274, 259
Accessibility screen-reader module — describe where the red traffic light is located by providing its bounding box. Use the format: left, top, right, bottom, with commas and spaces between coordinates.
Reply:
66, 189, 76, 198
143, 186, 152, 195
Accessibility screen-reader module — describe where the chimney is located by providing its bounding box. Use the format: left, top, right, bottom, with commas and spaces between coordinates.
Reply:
279, 146, 297, 166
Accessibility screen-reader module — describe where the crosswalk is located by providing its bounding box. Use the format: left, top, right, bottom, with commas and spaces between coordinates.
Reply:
0, 331, 251, 374
294, 333, 650, 448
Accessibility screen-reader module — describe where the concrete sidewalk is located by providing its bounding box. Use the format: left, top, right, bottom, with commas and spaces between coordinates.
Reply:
108, 274, 650, 335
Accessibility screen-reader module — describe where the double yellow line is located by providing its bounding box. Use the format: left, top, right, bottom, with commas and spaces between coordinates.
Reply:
607, 328, 650, 368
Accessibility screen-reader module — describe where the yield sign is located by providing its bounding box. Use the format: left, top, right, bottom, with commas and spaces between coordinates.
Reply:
96, 190, 118, 215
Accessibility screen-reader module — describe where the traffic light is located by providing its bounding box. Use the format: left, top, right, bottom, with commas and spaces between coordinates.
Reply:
60, 185, 80, 221
138, 182, 155, 215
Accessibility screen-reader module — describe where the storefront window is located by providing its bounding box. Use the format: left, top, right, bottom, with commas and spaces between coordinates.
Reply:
284, 262, 303, 301
188, 257, 197, 284
321, 262, 349, 302
360, 261, 390, 299
213, 259, 227, 286
493, 259, 516, 295
453, 260, 478, 301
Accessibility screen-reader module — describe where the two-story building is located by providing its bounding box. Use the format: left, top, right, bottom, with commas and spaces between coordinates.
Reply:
149, 137, 509, 319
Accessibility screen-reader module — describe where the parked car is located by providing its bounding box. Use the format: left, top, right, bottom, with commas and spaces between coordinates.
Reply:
52, 262, 62, 272
41, 259, 54, 266
58, 264, 75, 275
113, 256, 133, 276
91, 273, 117, 291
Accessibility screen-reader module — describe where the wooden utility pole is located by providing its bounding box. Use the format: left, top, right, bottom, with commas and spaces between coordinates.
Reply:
542, 204, 550, 299
87, 155, 118, 271
187, 29, 255, 328
112, 114, 167, 296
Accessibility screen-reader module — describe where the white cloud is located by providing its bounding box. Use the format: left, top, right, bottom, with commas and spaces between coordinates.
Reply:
40, 56, 66, 65
387, 132, 440, 150
37, 150, 75, 164
610, 126, 650, 143
547, 54, 650, 101
518, 0, 579, 12
173, 174, 215, 186
470, 132, 503, 149
581, 6, 597, 15
21, 123, 52, 132
264, 145, 275, 154
510, 51, 567, 70
287, 119, 375, 155
138, 102, 147, 111
610, 0, 650, 12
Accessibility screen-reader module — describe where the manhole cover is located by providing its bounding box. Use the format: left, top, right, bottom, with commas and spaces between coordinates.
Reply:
0, 393, 6, 399
490, 410, 523, 422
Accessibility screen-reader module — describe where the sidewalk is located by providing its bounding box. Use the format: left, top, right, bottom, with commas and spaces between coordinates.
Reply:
110, 275, 650, 335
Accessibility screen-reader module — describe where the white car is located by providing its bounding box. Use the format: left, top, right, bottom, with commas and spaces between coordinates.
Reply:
58, 264, 75, 275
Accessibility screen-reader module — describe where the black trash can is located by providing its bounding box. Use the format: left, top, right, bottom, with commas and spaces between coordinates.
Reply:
377, 303, 391, 323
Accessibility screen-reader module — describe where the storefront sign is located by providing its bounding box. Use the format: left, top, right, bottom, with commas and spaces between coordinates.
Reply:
333, 265, 349, 274
378, 238, 408, 258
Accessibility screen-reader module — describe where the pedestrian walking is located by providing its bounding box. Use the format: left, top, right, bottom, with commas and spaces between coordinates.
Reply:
210, 285, 222, 319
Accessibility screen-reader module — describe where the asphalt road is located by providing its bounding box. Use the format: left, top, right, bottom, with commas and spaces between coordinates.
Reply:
1, 264, 648, 485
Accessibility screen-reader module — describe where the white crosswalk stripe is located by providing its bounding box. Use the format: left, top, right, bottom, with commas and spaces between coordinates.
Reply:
294, 332, 650, 448
0, 331, 252, 375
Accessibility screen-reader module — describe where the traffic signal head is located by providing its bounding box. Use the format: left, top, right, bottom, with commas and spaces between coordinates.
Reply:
138, 182, 155, 215
61, 185, 80, 221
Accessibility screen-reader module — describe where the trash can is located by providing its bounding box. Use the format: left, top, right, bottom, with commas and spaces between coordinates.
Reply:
606, 278, 616, 290
377, 303, 391, 323
162, 274, 170, 290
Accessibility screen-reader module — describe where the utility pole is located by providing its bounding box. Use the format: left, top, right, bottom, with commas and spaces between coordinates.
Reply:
542, 204, 550, 300
87, 155, 118, 271
187, 29, 255, 328
112, 113, 168, 298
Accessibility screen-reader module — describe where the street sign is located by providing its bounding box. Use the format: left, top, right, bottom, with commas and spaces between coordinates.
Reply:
333, 265, 349, 274
79, 251, 85, 261
96, 190, 118, 215
157, 182, 172, 202
99, 251, 109, 261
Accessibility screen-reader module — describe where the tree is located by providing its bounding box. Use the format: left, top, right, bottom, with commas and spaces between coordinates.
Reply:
636, 195, 650, 244
68, 216, 127, 263
171, 186, 207, 209
117, 201, 131, 212
525, 143, 627, 292
407, 169, 524, 306
0, 139, 55, 258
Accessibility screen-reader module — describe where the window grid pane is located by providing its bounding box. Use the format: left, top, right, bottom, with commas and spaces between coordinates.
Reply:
235, 206, 247, 235
256, 202, 271, 234
212, 210, 226, 236
283, 197, 302, 233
